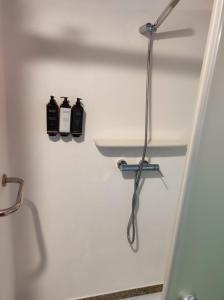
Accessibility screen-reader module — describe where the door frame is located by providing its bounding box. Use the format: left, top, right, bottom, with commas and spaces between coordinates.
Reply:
162, 0, 224, 298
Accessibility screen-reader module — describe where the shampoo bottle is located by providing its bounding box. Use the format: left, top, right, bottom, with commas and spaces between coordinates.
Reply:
59, 97, 71, 136
46, 95, 59, 136
71, 98, 84, 137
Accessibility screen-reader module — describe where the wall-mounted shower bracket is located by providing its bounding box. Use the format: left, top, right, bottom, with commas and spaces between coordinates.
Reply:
117, 160, 162, 176
139, 23, 157, 35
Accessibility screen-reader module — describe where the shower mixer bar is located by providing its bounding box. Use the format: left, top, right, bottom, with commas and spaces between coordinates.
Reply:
117, 160, 162, 175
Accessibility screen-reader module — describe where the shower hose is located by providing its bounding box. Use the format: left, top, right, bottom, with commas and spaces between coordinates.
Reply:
127, 37, 154, 246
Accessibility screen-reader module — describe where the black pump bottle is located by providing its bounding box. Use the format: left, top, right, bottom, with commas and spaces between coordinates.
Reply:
59, 97, 71, 136
71, 98, 84, 137
46, 96, 59, 136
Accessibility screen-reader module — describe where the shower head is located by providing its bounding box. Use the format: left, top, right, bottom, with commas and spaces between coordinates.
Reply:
155, 0, 182, 30
139, 0, 182, 35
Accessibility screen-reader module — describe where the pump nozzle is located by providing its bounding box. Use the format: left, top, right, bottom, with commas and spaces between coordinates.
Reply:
50, 95, 56, 103
60, 97, 70, 106
76, 98, 83, 105
60, 97, 69, 101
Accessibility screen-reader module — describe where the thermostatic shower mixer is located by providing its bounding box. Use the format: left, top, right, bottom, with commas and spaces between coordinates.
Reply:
117, 160, 162, 175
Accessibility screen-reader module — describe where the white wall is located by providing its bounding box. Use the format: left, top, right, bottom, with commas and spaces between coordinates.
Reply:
0, 1, 212, 300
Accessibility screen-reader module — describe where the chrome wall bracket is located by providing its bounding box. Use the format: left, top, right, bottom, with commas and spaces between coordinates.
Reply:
117, 160, 162, 176
139, 22, 157, 35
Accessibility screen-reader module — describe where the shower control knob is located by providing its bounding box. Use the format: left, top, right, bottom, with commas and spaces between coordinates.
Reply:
117, 160, 127, 170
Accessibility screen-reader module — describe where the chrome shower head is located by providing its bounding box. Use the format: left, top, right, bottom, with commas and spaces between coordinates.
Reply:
155, 0, 182, 30
169, 0, 182, 8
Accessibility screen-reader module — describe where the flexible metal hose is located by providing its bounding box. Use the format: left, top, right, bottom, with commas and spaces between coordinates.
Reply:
127, 37, 154, 246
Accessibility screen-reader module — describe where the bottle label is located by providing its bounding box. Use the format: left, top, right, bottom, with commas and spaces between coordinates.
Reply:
47, 106, 59, 133
60, 108, 71, 133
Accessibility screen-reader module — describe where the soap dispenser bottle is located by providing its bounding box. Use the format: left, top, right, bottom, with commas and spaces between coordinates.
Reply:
59, 97, 71, 136
71, 98, 84, 137
46, 95, 59, 136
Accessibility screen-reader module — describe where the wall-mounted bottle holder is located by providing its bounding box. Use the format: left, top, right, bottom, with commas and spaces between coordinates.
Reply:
46, 96, 85, 139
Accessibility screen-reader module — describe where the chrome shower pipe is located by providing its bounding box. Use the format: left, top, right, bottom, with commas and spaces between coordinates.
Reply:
139, 0, 182, 35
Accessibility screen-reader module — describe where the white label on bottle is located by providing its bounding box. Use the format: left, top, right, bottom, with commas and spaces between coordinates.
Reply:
59, 108, 71, 133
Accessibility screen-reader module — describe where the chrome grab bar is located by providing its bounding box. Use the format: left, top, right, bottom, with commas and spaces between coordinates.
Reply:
0, 174, 24, 217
